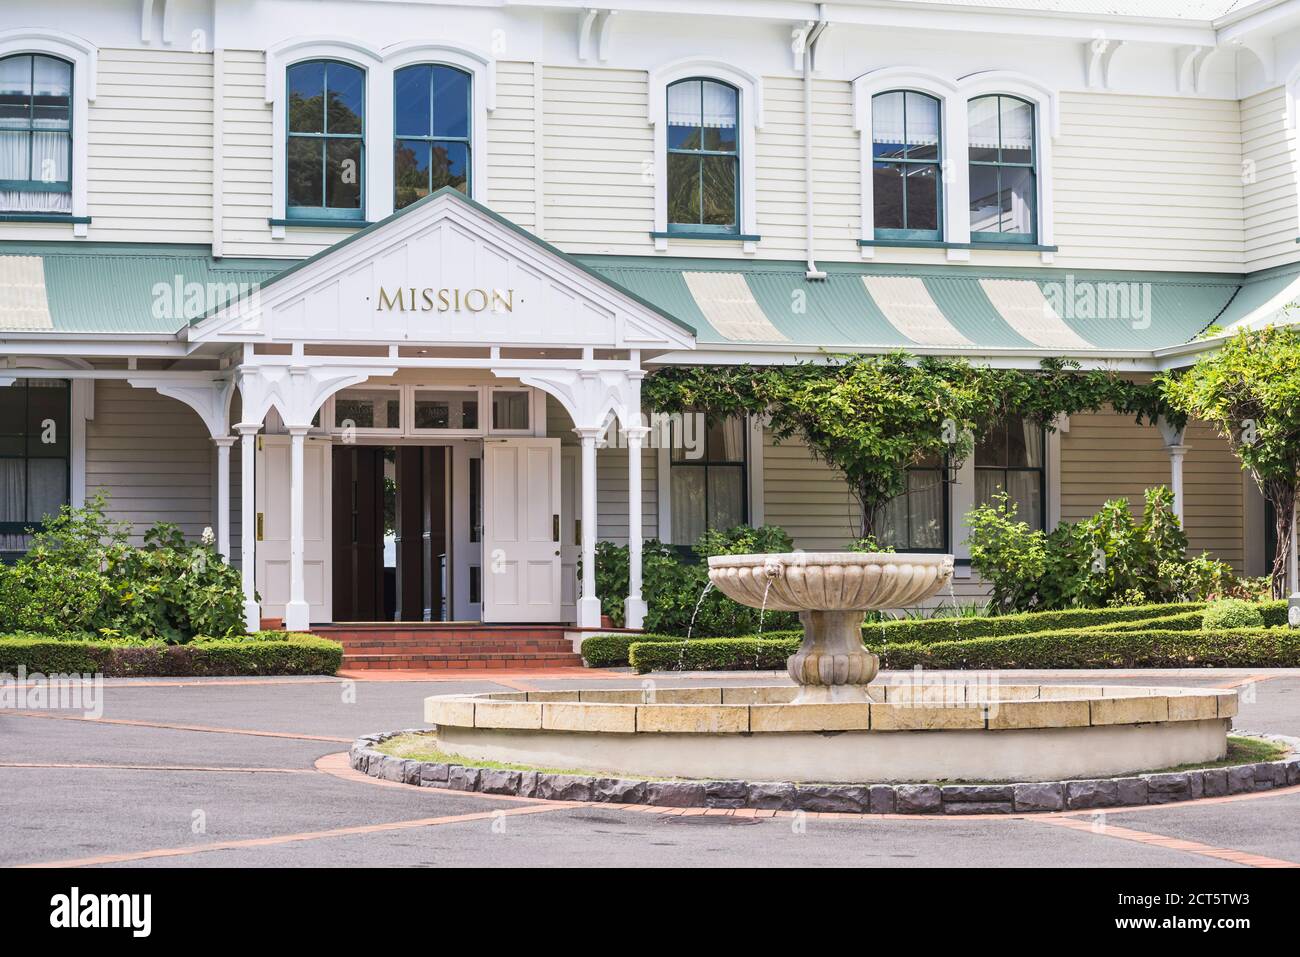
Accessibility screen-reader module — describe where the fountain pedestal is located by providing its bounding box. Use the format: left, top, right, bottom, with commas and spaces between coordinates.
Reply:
707, 552, 954, 702
788, 610, 878, 702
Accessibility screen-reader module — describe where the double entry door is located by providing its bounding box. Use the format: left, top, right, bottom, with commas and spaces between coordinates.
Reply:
257, 436, 563, 624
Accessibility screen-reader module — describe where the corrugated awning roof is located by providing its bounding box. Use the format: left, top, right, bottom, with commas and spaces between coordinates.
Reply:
0, 242, 291, 335
0, 239, 1292, 358
584, 258, 1243, 354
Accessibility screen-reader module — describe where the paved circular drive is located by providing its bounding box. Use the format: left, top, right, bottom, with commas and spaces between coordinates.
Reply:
3, 668, 1300, 868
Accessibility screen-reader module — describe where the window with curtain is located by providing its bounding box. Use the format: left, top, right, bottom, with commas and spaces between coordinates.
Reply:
394, 64, 471, 209
0, 379, 70, 562
0, 54, 72, 214
967, 94, 1036, 242
286, 60, 364, 220
666, 79, 739, 233
670, 415, 747, 545
874, 452, 948, 551
974, 415, 1045, 529
871, 91, 941, 240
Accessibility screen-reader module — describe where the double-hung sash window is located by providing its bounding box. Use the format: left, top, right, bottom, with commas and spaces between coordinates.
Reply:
872, 91, 941, 241
670, 415, 747, 545
666, 79, 739, 234
875, 452, 948, 551
0, 54, 72, 214
974, 415, 1045, 529
394, 64, 471, 209
967, 94, 1036, 242
286, 60, 365, 221
0, 379, 70, 561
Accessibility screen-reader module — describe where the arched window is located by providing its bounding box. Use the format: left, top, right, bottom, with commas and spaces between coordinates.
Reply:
666, 78, 739, 233
871, 90, 941, 240
393, 64, 471, 209
285, 60, 365, 220
0, 54, 72, 213
967, 94, 1036, 242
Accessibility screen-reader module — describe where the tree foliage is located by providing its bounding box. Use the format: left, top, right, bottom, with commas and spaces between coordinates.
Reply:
1159, 326, 1300, 598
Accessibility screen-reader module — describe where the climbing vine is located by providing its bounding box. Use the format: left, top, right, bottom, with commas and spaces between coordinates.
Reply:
643, 354, 1169, 542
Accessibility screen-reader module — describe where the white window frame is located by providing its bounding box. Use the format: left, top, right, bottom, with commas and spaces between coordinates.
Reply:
265, 37, 494, 238
328, 384, 404, 435
654, 411, 758, 545
0, 28, 97, 237
409, 385, 487, 437
648, 58, 763, 254
485, 385, 540, 436
851, 68, 1058, 264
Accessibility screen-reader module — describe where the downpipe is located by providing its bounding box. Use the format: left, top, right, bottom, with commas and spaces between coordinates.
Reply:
803, 10, 830, 282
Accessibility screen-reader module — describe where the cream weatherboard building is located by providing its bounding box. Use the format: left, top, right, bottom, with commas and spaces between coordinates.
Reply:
2, 0, 1299, 632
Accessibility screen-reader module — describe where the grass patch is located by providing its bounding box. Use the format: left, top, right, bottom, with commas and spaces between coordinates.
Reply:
1148, 735, 1289, 773
375, 732, 670, 779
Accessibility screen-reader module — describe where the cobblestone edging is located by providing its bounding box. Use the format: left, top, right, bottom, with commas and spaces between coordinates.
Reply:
349, 730, 1300, 815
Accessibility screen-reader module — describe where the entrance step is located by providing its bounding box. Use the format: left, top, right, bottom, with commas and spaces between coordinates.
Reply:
340, 652, 583, 671
315, 623, 585, 672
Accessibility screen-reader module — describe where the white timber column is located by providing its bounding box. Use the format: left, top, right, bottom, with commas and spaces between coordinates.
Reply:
285, 424, 311, 632
213, 436, 236, 560
235, 422, 261, 631
1157, 418, 1188, 524
575, 425, 602, 628
624, 423, 651, 629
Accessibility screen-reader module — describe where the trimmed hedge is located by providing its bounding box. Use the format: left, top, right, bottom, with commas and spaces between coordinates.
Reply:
628, 625, 1300, 674
581, 629, 798, 668
0, 632, 343, 676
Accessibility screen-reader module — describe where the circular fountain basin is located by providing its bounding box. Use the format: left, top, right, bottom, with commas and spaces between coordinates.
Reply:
423, 684, 1237, 784
707, 551, 954, 611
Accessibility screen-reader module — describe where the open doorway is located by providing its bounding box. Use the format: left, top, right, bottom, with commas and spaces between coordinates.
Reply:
332, 446, 451, 622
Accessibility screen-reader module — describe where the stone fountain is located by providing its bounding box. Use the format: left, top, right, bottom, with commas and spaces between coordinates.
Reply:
707, 552, 955, 703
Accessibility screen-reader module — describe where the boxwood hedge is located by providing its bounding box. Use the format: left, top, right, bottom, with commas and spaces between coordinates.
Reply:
627, 625, 1300, 674
586, 601, 1288, 668
0, 632, 343, 677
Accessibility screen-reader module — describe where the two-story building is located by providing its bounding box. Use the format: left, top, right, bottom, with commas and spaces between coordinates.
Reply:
3, 0, 1299, 637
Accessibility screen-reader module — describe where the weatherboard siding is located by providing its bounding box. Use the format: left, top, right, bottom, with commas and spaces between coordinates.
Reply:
487, 60, 538, 230
84, 48, 214, 244
1052, 92, 1244, 273
1241, 86, 1300, 273
84, 381, 216, 543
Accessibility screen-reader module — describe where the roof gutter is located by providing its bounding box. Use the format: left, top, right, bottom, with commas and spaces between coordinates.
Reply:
802, 9, 830, 282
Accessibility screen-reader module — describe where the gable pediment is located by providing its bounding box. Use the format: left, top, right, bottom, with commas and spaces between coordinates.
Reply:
189, 190, 695, 351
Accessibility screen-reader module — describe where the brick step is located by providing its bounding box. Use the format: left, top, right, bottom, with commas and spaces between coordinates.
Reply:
335, 642, 577, 655
342, 652, 583, 671
318, 630, 572, 642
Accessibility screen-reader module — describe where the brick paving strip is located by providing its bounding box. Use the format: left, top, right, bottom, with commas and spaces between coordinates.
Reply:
1, 710, 353, 743
1035, 815, 1300, 868
0, 761, 318, 774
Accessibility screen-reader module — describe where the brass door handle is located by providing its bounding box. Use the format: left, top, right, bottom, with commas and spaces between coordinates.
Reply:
256, 512, 265, 541
553, 513, 560, 542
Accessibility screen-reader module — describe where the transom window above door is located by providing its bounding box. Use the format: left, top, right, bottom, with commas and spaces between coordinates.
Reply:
286, 60, 365, 221
871, 90, 941, 241
394, 64, 471, 209
0, 54, 73, 214
666, 78, 739, 234
326, 384, 540, 437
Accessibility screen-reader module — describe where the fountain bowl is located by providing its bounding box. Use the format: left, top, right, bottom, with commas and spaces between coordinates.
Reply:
707, 552, 955, 703
707, 551, 955, 612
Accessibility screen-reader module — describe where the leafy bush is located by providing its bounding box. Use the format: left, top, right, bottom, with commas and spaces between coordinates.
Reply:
967, 487, 1244, 613
629, 626, 1300, 673
0, 631, 342, 676
591, 524, 800, 635
1203, 599, 1264, 631
0, 496, 245, 643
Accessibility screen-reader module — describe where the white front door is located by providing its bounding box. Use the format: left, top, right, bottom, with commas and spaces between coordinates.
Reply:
482, 437, 562, 623
256, 435, 332, 624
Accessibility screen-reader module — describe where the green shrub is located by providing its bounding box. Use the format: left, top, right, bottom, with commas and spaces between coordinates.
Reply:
584, 628, 800, 668
592, 524, 800, 635
1, 496, 245, 642
1202, 599, 1264, 631
0, 632, 342, 677
968, 487, 1246, 613
630, 626, 1300, 673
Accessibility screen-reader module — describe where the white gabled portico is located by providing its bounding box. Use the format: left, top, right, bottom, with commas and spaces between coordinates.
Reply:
189, 188, 697, 632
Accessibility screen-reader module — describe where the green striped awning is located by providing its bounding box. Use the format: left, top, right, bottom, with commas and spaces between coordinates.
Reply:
585, 258, 1250, 353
